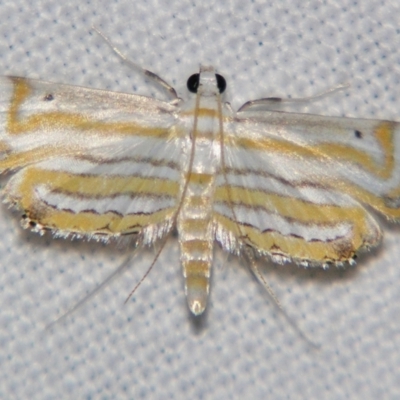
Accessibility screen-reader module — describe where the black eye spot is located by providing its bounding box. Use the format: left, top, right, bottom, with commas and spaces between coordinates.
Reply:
187, 73, 227, 94
44, 94, 54, 101
354, 130, 362, 138
216, 74, 226, 93
187, 73, 200, 93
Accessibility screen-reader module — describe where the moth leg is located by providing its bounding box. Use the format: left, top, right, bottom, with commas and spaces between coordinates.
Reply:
92, 26, 179, 101
238, 82, 349, 112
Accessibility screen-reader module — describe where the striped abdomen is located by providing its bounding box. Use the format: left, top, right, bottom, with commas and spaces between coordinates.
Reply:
177, 67, 222, 315
178, 171, 216, 315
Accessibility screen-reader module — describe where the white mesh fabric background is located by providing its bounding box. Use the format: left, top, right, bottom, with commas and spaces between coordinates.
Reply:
1, 0, 400, 399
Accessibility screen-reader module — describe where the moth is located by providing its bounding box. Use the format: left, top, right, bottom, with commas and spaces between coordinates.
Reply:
0, 63, 398, 316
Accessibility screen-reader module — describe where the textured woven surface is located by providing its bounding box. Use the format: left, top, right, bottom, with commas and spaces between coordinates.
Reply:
1, 0, 400, 399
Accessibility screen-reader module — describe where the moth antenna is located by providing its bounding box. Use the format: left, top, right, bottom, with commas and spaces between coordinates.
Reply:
124, 236, 170, 304
244, 247, 320, 350
91, 26, 178, 100
218, 94, 319, 348
238, 82, 350, 111
46, 253, 133, 330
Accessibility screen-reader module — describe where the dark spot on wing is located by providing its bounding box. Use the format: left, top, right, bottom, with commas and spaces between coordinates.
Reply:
354, 130, 362, 138
44, 94, 54, 101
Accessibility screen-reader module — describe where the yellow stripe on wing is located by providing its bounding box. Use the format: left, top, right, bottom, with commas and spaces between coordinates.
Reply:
215, 185, 372, 226
38, 207, 175, 235
337, 180, 400, 220
214, 211, 380, 263
7, 77, 172, 138
7, 167, 180, 234
16, 168, 179, 199
228, 121, 396, 180
0, 146, 82, 171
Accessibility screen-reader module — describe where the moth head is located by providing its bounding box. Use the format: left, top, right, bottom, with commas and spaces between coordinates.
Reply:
187, 66, 226, 96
